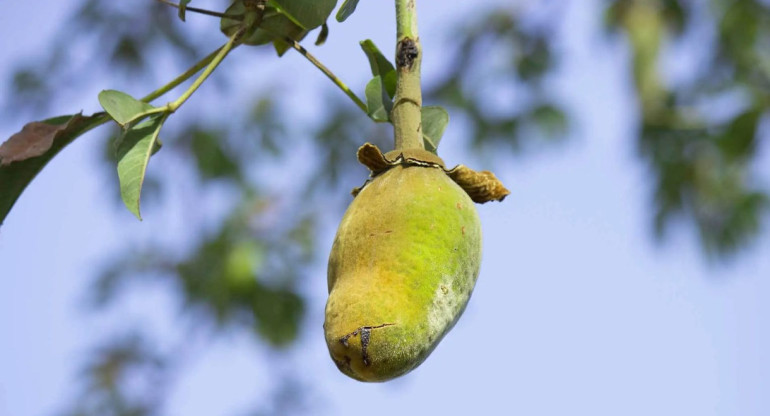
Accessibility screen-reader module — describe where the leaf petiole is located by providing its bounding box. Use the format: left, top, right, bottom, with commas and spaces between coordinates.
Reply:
122, 106, 168, 127
156, 0, 370, 118
166, 30, 242, 113
280, 36, 368, 115
141, 46, 223, 103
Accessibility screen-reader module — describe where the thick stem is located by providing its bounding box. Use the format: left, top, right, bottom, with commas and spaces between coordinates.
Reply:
392, 0, 423, 151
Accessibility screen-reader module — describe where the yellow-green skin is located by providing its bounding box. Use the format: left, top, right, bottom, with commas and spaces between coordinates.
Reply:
325, 164, 481, 382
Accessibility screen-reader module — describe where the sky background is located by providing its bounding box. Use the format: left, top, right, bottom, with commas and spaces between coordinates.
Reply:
1, 1, 770, 415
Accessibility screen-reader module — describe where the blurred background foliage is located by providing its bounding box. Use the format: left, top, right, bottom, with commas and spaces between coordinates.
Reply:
605, 0, 770, 255
2, 0, 769, 414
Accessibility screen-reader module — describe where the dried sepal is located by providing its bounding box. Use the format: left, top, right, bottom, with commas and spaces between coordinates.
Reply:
353, 142, 510, 203
356, 142, 390, 174
446, 165, 510, 203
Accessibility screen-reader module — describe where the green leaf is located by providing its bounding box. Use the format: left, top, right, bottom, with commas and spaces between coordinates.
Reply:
252, 284, 304, 346
221, 2, 308, 48
189, 129, 241, 180
360, 39, 397, 98
0, 113, 108, 224
315, 22, 329, 46
273, 39, 291, 56
98, 90, 157, 127
272, 0, 337, 30
116, 114, 166, 220
718, 108, 762, 160
383, 71, 397, 99
336, 0, 360, 22
179, 0, 192, 21
259, 13, 309, 48
530, 104, 567, 137
421, 106, 449, 153
365, 77, 391, 122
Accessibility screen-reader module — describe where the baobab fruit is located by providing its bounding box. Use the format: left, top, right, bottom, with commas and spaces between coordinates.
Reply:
323, 144, 508, 382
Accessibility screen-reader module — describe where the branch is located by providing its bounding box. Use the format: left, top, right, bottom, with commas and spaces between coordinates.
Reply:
392, 0, 424, 150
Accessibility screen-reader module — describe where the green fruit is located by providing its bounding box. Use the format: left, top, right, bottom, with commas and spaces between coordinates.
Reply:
324, 163, 481, 382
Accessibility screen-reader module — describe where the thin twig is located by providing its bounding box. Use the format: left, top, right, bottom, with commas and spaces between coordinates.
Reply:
283, 37, 369, 114
155, 0, 239, 19
141, 46, 223, 103
167, 30, 242, 112
155, 0, 368, 116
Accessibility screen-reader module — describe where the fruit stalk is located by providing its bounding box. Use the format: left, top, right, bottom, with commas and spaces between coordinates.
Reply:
392, 0, 424, 151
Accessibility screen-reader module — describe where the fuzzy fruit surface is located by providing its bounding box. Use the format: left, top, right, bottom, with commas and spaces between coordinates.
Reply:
325, 164, 481, 382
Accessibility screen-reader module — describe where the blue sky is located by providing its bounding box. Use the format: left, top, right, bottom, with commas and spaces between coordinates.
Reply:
1, 1, 770, 415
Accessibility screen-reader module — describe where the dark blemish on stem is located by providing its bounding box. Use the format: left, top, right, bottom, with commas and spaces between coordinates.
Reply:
397, 38, 419, 69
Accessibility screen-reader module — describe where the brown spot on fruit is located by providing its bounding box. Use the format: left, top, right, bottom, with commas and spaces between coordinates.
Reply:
336, 324, 396, 369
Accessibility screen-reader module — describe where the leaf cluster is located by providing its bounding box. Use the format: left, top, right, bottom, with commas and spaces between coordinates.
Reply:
606, 0, 770, 256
